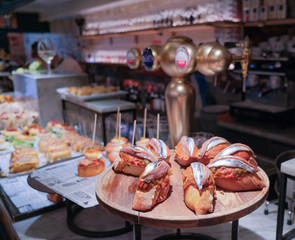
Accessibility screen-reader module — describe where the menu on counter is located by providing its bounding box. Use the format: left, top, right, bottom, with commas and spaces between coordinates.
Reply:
0, 174, 63, 221
30, 156, 111, 208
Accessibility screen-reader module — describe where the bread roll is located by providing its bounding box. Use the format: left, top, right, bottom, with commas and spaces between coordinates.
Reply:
208, 156, 265, 191
78, 158, 105, 177
175, 136, 199, 166
133, 161, 171, 211
113, 147, 157, 176
183, 163, 216, 215
198, 137, 230, 165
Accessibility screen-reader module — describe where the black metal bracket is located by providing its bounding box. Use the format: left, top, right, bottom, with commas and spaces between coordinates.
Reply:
66, 200, 132, 238
154, 228, 217, 240
132, 220, 239, 240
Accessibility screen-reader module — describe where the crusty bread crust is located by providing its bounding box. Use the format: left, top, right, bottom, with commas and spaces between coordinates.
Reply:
78, 160, 105, 177
132, 176, 170, 211
175, 144, 199, 167
214, 172, 265, 191
184, 185, 215, 215
133, 188, 158, 211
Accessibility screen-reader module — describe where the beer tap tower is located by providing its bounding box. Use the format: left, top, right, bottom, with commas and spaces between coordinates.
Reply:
126, 36, 251, 148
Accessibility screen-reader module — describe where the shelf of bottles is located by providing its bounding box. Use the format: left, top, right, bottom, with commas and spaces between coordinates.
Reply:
84, 49, 128, 64
81, 0, 241, 37
123, 79, 166, 114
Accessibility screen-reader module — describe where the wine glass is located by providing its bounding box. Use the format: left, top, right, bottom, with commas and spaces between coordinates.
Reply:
37, 38, 55, 74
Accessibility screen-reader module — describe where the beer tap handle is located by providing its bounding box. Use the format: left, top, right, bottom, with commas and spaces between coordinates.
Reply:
229, 37, 252, 93
224, 42, 238, 49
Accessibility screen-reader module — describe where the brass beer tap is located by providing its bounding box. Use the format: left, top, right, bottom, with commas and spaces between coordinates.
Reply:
126, 36, 252, 148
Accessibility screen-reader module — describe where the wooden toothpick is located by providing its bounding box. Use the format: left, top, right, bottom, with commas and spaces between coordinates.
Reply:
143, 108, 147, 139
115, 107, 120, 138
132, 120, 136, 146
92, 113, 97, 145
157, 113, 160, 140
119, 113, 121, 140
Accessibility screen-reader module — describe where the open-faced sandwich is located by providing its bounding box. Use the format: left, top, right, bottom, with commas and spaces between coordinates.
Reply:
113, 146, 158, 176
10, 147, 39, 173
133, 161, 171, 211
78, 149, 105, 177
198, 136, 230, 165
136, 137, 150, 148
147, 138, 171, 163
207, 155, 265, 191
175, 136, 199, 166
45, 144, 71, 163
183, 162, 216, 215
46, 120, 67, 131
212, 143, 257, 166
105, 137, 129, 163
3, 127, 21, 138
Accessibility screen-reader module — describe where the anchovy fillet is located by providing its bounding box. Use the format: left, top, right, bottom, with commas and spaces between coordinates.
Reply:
207, 138, 228, 152
150, 138, 168, 159
215, 143, 255, 158
141, 161, 169, 182
199, 137, 229, 158
181, 136, 195, 156
121, 146, 157, 162
143, 161, 158, 177
187, 137, 195, 156
191, 162, 203, 190
208, 156, 256, 173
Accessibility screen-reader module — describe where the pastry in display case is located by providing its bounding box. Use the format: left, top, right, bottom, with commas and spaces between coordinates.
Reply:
0, 94, 14, 103
133, 161, 172, 211
67, 85, 118, 97
3, 127, 21, 137
45, 144, 71, 163
9, 147, 39, 173
0, 101, 38, 130
0, 119, 106, 177
57, 85, 127, 102
182, 162, 216, 215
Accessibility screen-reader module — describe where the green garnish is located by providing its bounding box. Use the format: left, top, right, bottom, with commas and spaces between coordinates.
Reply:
4, 136, 16, 142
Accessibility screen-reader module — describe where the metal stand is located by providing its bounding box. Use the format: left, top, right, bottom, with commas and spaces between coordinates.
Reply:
276, 174, 295, 240
66, 200, 132, 238
132, 220, 239, 240
153, 229, 216, 240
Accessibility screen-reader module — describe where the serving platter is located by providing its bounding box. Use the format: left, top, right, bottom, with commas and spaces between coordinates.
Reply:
95, 151, 269, 228
56, 87, 128, 102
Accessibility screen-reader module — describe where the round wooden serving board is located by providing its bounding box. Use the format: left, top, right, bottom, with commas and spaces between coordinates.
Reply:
95, 152, 269, 228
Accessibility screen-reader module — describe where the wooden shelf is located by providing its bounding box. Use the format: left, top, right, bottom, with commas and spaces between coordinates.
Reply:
77, 21, 242, 40
244, 18, 295, 27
